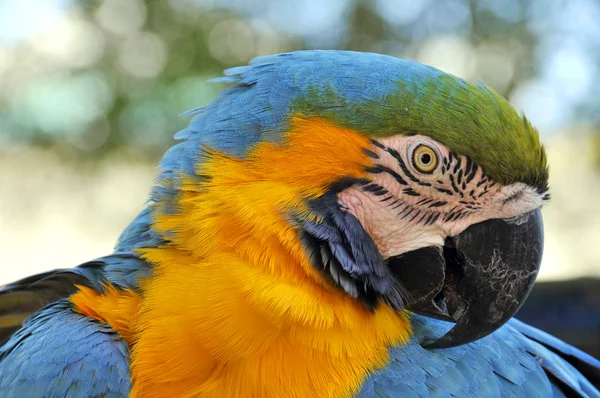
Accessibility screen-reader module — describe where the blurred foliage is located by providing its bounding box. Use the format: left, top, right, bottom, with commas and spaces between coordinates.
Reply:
1, 0, 599, 163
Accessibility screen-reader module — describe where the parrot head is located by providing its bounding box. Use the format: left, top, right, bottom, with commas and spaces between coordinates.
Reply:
329, 132, 546, 348
154, 51, 548, 349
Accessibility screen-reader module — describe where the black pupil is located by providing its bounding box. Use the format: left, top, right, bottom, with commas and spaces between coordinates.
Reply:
420, 153, 431, 165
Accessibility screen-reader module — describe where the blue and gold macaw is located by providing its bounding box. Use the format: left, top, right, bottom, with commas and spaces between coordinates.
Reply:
0, 50, 599, 397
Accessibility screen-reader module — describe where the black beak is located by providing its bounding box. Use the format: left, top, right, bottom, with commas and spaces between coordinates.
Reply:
388, 208, 544, 349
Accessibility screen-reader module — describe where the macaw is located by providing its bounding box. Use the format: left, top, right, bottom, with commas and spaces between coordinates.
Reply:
0, 50, 599, 398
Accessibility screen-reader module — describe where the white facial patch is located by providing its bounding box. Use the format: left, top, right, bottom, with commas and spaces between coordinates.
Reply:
337, 135, 548, 258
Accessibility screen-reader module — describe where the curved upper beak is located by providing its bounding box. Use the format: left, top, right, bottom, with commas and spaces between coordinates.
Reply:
388, 208, 544, 349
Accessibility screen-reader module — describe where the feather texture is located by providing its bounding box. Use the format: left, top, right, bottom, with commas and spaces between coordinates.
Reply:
0, 300, 131, 397
359, 315, 600, 397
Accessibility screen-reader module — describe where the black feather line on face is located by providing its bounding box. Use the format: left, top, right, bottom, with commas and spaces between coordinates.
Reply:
448, 152, 458, 166
409, 210, 421, 222
390, 201, 403, 210
424, 213, 434, 225
416, 198, 433, 206
429, 201, 447, 208
361, 183, 388, 196
364, 165, 408, 186
362, 148, 380, 159
401, 208, 414, 219
464, 156, 473, 177
466, 162, 478, 184
370, 139, 385, 149
417, 212, 429, 225
444, 212, 457, 222
456, 211, 468, 220
449, 174, 460, 194
386, 147, 423, 185
453, 160, 461, 174
436, 187, 453, 196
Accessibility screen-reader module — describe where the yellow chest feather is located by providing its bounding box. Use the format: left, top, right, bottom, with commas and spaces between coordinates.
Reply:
128, 248, 410, 398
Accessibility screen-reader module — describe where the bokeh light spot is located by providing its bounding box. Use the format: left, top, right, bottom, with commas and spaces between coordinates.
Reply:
118, 32, 168, 79
95, 0, 147, 36
21, 72, 113, 136
417, 36, 476, 80
208, 19, 257, 64
33, 18, 105, 69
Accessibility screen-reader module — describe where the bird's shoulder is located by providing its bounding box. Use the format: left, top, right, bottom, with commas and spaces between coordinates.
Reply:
0, 300, 131, 397
0, 252, 149, 350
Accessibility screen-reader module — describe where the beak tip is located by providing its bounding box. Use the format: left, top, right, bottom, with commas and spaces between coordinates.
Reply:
420, 337, 446, 349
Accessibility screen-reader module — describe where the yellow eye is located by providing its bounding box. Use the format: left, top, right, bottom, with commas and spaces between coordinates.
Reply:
412, 144, 438, 173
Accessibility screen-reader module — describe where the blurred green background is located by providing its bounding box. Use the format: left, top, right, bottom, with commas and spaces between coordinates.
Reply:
0, 0, 599, 352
